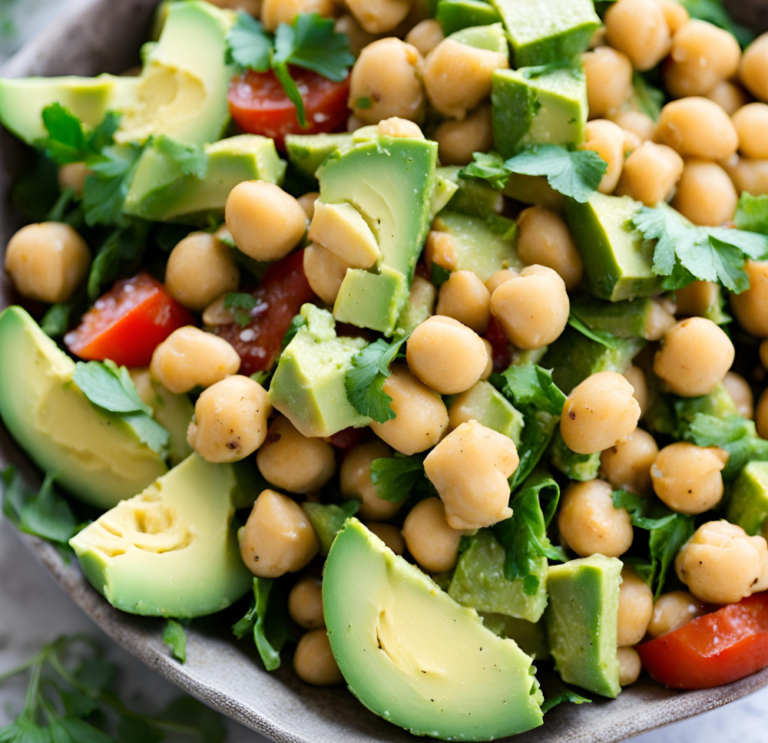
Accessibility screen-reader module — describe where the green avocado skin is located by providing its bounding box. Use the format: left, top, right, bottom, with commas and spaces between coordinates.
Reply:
727, 462, 768, 538
546, 555, 623, 699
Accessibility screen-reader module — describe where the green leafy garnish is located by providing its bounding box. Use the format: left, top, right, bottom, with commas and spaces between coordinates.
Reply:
152, 135, 207, 178
734, 193, 768, 235
39, 103, 120, 165
370, 453, 437, 503
499, 364, 566, 417
541, 687, 592, 714
461, 152, 510, 189
611, 489, 677, 531
355, 97, 372, 109
567, 314, 625, 349
345, 336, 409, 424
224, 292, 258, 327
87, 221, 150, 300
280, 314, 308, 351
83, 143, 144, 227
631, 72, 665, 121
163, 620, 188, 664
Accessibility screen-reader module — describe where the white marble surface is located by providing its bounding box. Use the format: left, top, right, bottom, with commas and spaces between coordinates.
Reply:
2, 2, 768, 741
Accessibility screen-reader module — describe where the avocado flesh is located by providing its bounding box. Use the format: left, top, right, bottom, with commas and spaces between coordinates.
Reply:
436, 167, 503, 218
565, 193, 660, 302
481, 613, 551, 661
503, 174, 564, 212
269, 304, 371, 438
449, 530, 548, 623
436, 0, 502, 36
492, 63, 588, 158
124, 134, 285, 224
70, 454, 251, 617
570, 295, 661, 339
727, 462, 768, 538
285, 133, 354, 183
490, 0, 600, 67
318, 137, 438, 336
449, 381, 524, 444
546, 554, 622, 699
324, 520, 544, 741
0, 307, 167, 509
549, 429, 601, 481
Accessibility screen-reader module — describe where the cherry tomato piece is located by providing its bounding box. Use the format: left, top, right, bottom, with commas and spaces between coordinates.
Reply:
485, 315, 511, 373
228, 67, 350, 150
637, 592, 768, 690
65, 272, 195, 368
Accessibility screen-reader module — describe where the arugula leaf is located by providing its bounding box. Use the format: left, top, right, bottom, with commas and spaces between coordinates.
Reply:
226, 11, 272, 70
541, 688, 592, 714
499, 364, 566, 417
612, 489, 677, 531
224, 291, 259, 327
734, 193, 768, 235
370, 453, 436, 503
281, 314, 308, 351
163, 619, 187, 663
152, 135, 207, 178
345, 336, 408, 423
567, 315, 625, 349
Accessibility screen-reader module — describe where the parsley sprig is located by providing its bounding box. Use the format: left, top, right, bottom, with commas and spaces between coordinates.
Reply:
225, 12, 354, 127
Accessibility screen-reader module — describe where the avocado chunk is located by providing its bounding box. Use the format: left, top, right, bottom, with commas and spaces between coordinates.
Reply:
502, 174, 564, 212
318, 136, 438, 335
449, 530, 548, 623
549, 429, 601, 481
269, 304, 371, 438
448, 381, 524, 444
570, 295, 666, 340
490, 0, 600, 67
449, 22, 508, 55
123, 134, 285, 224
436, 0, 502, 36
395, 276, 438, 336
565, 193, 660, 302
324, 519, 544, 740
302, 501, 359, 554
546, 554, 623, 699
727, 462, 768, 537
481, 613, 551, 661
430, 169, 461, 219
492, 61, 588, 158
70, 454, 252, 617
645, 382, 740, 438
285, 133, 354, 183
431, 211, 521, 282
0, 308, 167, 509
436, 166, 503, 218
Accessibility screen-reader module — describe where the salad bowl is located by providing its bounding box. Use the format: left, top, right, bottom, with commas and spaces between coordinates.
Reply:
2, 1, 768, 742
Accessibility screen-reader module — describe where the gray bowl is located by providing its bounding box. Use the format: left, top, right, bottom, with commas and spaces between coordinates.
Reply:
2, 2, 768, 742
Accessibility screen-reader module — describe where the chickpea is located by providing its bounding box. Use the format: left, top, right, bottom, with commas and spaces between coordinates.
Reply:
366, 522, 405, 555
350, 38, 425, 124
671, 160, 738, 227
731, 262, 768, 336
656, 98, 739, 160
615, 142, 684, 206
369, 364, 448, 454
434, 105, 493, 166
624, 365, 649, 418
202, 294, 235, 327
581, 120, 626, 194
647, 591, 706, 638
297, 192, 319, 220
676, 520, 768, 604
288, 576, 324, 629
257, 416, 336, 493
341, 440, 402, 520
622, 129, 643, 154
240, 490, 319, 577
723, 156, 768, 196
490, 265, 570, 349
601, 428, 658, 495
187, 376, 270, 463
293, 629, 344, 686
303, 243, 350, 306
724, 371, 754, 419
346, 0, 410, 34
558, 479, 634, 558
4, 223, 90, 304
706, 80, 751, 115
732, 103, 768, 159
485, 268, 518, 295
334, 15, 378, 57
58, 162, 88, 197
405, 18, 444, 58
654, 318, 734, 397
618, 567, 654, 647
481, 339, 493, 381
740, 33, 768, 102
610, 110, 656, 143
605, 0, 671, 72
150, 327, 241, 394
377, 117, 424, 139
583, 47, 633, 119
406, 316, 488, 395
561, 372, 641, 455
435, 270, 491, 334
423, 39, 509, 120
402, 497, 462, 573
653, 0, 689, 34
757, 388, 768, 440
516, 207, 584, 290
643, 301, 676, 341
164, 232, 239, 312
761, 339, 768, 369
424, 420, 518, 530
618, 647, 643, 687
261, 0, 333, 31
675, 280, 719, 319
209, 0, 261, 13
225, 181, 307, 262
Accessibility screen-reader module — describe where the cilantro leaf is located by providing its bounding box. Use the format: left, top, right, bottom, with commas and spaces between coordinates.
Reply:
83, 143, 143, 227
273, 60, 308, 126
73, 360, 153, 415
734, 193, 768, 235
541, 688, 592, 714
224, 291, 258, 327
225, 11, 272, 71
500, 364, 566, 417
345, 337, 408, 423
370, 453, 436, 503
40, 102, 88, 163
459, 152, 510, 190
163, 619, 187, 663
567, 314, 625, 349
648, 514, 695, 600
281, 314, 308, 351
612, 489, 677, 531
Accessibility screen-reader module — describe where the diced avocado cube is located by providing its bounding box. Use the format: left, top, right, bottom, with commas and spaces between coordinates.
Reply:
285, 133, 354, 182
546, 554, 623, 699
727, 462, 768, 538
123, 134, 285, 224
430, 169, 461, 218
269, 304, 370, 438
449, 22, 508, 54
565, 193, 661, 302
570, 295, 665, 340
309, 201, 380, 268
334, 266, 407, 335
431, 210, 522, 282
448, 381, 524, 445
549, 429, 601, 481
492, 62, 588, 158
302, 501, 358, 555
490, 0, 601, 67
481, 613, 551, 661
436, 0, 502, 36
437, 166, 504, 217
396, 275, 438, 336
543, 326, 644, 394
449, 530, 548, 623
503, 173, 564, 212
645, 383, 740, 438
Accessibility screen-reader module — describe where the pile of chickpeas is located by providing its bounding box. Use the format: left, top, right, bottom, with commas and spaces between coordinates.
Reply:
7, 0, 768, 693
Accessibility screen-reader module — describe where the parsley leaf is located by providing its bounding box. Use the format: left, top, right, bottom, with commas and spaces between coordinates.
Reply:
225, 11, 272, 70
612, 489, 677, 531
163, 619, 188, 663
87, 222, 150, 300
83, 143, 143, 227
734, 193, 768, 235
541, 687, 592, 714
40, 102, 89, 163
224, 291, 258, 327
499, 364, 566, 417
345, 336, 408, 424
370, 453, 436, 503
460, 152, 510, 190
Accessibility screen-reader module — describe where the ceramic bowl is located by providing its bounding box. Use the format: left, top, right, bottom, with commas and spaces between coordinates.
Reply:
2, 2, 768, 742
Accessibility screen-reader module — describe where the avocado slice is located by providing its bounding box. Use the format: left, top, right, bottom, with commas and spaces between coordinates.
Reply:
302, 501, 359, 555
565, 193, 660, 302
490, 0, 600, 67
502, 174, 564, 212
728, 462, 768, 538
0, 307, 167, 509
269, 304, 371, 438
318, 136, 438, 335
285, 133, 354, 183
395, 276, 438, 336
492, 62, 588, 158
324, 520, 544, 740
123, 134, 285, 224
448, 381, 524, 444
436, 166, 503, 218
448, 530, 548, 623
430, 170, 461, 219
436, 0, 502, 36
570, 295, 667, 340
481, 613, 551, 661
70, 454, 251, 618
546, 554, 623, 699
549, 429, 601, 482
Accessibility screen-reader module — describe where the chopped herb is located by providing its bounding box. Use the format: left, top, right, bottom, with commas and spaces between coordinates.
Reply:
224, 291, 258, 327
567, 314, 625, 349
355, 96, 372, 109
163, 619, 188, 663
734, 193, 768, 236
370, 453, 436, 503
280, 314, 308, 351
